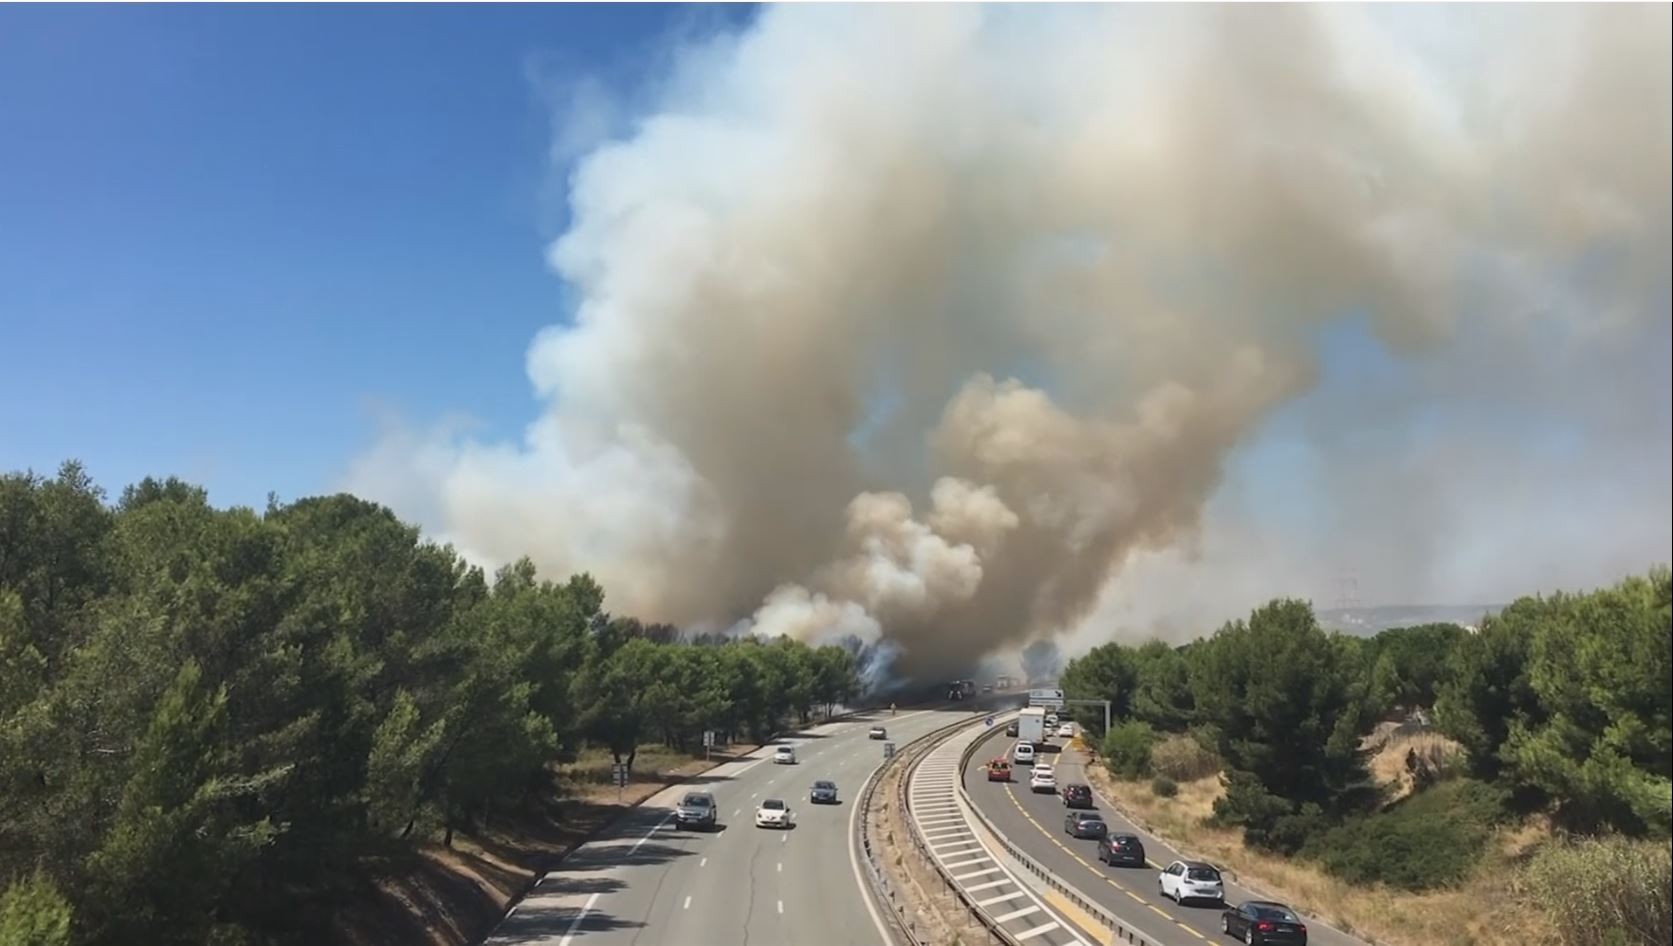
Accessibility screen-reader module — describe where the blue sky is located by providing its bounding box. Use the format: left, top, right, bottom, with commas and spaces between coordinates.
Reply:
0, 4, 749, 507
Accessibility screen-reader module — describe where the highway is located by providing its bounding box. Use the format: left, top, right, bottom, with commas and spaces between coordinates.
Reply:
484, 705, 980, 946
963, 725, 1373, 946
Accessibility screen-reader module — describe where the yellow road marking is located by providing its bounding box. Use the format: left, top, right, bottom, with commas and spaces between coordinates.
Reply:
998, 780, 1209, 942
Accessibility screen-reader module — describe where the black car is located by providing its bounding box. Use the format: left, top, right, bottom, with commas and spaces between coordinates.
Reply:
1061, 783, 1094, 808
674, 791, 718, 830
1097, 833, 1146, 867
1220, 901, 1308, 945
809, 780, 839, 804
1063, 810, 1107, 839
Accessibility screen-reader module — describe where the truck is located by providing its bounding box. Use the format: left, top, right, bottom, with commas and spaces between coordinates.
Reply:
1016, 707, 1046, 747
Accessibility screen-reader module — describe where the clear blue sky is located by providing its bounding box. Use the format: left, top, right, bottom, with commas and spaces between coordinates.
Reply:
0, 3, 751, 508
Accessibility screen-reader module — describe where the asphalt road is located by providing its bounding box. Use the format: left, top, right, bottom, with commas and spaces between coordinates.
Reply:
485, 706, 980, 946
964, 726, 1372, 946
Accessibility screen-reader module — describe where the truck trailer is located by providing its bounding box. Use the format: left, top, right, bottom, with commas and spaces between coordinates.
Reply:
1016, 707, 1046, 747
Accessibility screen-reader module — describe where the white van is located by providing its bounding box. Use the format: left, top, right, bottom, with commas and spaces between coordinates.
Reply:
1014, 742, 1036, 765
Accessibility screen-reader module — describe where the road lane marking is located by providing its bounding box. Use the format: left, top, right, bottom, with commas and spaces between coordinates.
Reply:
994, 905, 1041, 924
683, 896, 691, 910
953, 866, 1004, 880
977, 892, 1028, 907
777, 900, 784, 915
777, 862, 782, 872
700, 857, 707, 867
1014, 921, 1061, 941
630, 814, 672, 854
966, 878, 1014, 892
555, 891, 600, 946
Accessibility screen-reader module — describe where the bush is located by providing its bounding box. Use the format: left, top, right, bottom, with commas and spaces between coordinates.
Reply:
1150, 734, 1221, 782
0, 869, 73, 946
1520, 836, 1671, 946
1151, 776, 1179, 798
1103, 720, 1158, 779
1304, 778, 1508, 890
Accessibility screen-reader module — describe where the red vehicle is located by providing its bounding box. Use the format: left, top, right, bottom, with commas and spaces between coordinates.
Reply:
986, 758, 1012, 782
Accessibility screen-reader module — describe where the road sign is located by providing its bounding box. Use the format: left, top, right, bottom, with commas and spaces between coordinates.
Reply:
1028, 688, 1065, 710
703, 730, 715, 748
985, 715, 995, 727
883, 741, 896, 759
612, 763, 629, 787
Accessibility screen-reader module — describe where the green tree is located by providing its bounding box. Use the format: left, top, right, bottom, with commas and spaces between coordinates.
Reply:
0, 868, 73, 946
1130, 640, 1197, 733
1061, 642, 1136, 738
1193, 599, 1373, 849
1103, 720, 1158, 779
1435, 602, 1543, 782
1504, 569, 1672, 835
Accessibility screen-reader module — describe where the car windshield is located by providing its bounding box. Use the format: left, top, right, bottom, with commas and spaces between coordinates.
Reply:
1187, 868, 1221, 882
776, 747, 792, 753
1252, 906, 1297, 921
683, 795, 711, 807
814, 781, 834, 790
762, 799, 785, 810
1076, 813, 1102, 822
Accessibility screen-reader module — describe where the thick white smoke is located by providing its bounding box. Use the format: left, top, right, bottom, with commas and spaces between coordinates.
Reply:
345, 3, 1671, 675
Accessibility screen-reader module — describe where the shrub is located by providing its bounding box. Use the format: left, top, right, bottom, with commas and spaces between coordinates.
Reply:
0, 869, 73, 946
1150, 734, 1221, 782
1304, 778, 1507, 890
1520, 836, 1671, 946
1151, 776, 1179, 798
1103, 720, 1158, 779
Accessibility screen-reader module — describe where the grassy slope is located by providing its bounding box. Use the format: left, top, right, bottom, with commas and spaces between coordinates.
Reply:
1081, 733, 1550, 946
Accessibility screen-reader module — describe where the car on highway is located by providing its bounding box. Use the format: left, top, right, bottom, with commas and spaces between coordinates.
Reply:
1004, 720, 1019, 737
1061, 783, 1093, 808
1160, 860, 1225, 905
1045, 712, 1059, 728
773, 745, 797, 764
1220, 901, 1308, 944
674, 791, 718, 830
1097, 833, 1147, 867
1014, 742, 1036, 765
809, 779, 839, 804
754, 798, 794, 829
1029, 764, 1057, 793
1064, 810, 1107, 839
1057, 721, 1077, 739
983, 683, 994, 692
869, 726, 887, 740
986, 758, 1012, 781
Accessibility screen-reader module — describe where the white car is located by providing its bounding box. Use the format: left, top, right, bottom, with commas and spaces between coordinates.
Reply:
1045, 713, 1059, 728
1014, 742, 1036, 765
754, 798, 794, 829
1158, 860, 1225, 905
1030, 764, 1057, 793
773, 746, 797, 764
1057, 721, 1076, 739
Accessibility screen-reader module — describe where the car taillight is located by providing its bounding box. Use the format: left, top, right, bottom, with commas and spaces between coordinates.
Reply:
1257, 922, 1274, 932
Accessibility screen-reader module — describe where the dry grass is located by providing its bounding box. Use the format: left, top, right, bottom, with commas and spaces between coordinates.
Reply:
1085, 764, 1550, 946
1367, 730, 1464, 803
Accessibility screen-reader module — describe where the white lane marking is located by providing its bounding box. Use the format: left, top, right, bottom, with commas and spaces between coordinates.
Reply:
630, 814, 672, 854
777, 900, 784, 915
781, 834, 787, 844
953, 866, 1004, 880
700, 857, 707, 867
777, 862, 782, 872
733, 808, 741, 816
977, 891, 1028, 907
941, 855, 991, 870
995, 905, 1041, 924
1014, 921, 1061, 941
683, 896, 692, 910
556, 891, 600, 946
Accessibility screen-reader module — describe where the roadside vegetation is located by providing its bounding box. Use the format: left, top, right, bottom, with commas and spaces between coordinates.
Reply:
1066, 567, 1672, 946
0, 462, 860, 946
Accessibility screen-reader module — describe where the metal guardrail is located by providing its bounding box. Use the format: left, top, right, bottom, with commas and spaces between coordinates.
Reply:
858, 714, 1015, 946
955, 723, 1162, 946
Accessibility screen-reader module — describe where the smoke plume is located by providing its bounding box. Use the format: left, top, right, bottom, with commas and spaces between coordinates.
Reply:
345, 3, 1671, 677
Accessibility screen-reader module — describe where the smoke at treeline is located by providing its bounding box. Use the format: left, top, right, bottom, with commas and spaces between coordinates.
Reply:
348, 4, 1672, 678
